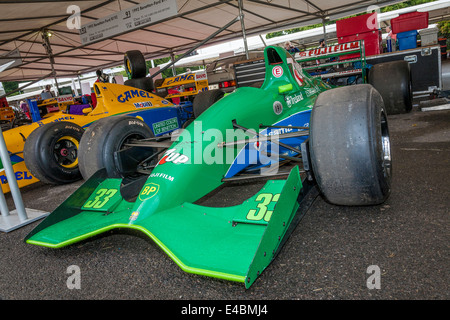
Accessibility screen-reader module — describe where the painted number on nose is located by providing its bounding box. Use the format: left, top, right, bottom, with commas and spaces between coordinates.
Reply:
246, 193, 280, 222
83, 188, 118, 209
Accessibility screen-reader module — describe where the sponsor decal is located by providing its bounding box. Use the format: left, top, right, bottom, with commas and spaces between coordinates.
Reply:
149, 172, 174, 182
128, 119, 144, 126
265, 125, 293, 136
152, 117, 178, 135
285, 93, 304, 107
117, 89, 153, 103
0, 171, 33, 184
164, 74, 195, 86
157, 148, 189, 165
138, 182, 160, 201
305, 87, 318, 97
37, 116, 75, 127
57, 95, 74, 103
272, 66, 283, 78
195, 71, 207, 80
297, 41, 360, 59
273, 101, 283, 115
134, 101, 153, 108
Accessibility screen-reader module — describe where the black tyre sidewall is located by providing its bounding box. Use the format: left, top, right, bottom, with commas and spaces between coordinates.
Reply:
24, 121, 84, 184
124, 77, 154, 92
193, 89, 225, 118
78, 116, 154, 180
310, 84, 391, 206
368, 60, 412, 114
102, 117, 154, 178
78, 117, 114, 180
124, 50, 146, 79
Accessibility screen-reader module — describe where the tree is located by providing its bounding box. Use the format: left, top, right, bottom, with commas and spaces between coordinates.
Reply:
1, 81, 23, 96
437, 20, 450, 49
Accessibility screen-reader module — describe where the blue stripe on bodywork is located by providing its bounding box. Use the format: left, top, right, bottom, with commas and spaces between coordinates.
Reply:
224, 110, 311, 178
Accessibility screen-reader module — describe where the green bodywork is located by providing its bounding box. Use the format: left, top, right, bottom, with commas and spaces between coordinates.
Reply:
25, 46, 329, 288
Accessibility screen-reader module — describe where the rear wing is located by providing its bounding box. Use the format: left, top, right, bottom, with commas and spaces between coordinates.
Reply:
37, 95, 75, 113
155, 70, 209, 100
295, 40, 367, 81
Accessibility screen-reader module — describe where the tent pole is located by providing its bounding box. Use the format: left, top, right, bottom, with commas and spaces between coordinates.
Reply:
170, 51, 176, 76
322, 18, 327, 46
238, 0, 249, 59
41, 29, 60, 93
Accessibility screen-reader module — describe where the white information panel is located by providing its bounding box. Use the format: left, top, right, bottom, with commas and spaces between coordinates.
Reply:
80, 0, 178, 45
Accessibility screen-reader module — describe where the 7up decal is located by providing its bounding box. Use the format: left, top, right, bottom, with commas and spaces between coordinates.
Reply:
157, 149, 189, 165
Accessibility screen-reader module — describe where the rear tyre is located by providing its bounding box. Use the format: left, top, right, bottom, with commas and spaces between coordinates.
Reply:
193, 89, 225, 118
124, 50, 147, 79
78, 116, 155, 180
309, 84, 392, 206
23, 121, 84, 184
368, 60, 412, 114
124, 77, 154, 92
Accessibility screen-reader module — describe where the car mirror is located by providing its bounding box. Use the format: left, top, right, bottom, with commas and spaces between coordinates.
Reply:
82, 107, 93, 114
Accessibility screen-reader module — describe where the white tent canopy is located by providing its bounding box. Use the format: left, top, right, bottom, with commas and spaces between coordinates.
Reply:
0, 0, 431, 82
168, 0, 449, 68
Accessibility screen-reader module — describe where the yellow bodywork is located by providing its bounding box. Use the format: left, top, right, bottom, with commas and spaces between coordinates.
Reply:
0, 82, 174, 193
155, 70, 209, 101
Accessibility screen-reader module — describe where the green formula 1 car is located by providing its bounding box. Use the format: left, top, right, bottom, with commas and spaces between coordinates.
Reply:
25, 45, 395, 288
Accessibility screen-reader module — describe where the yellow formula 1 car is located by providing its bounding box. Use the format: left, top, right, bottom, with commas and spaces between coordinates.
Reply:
0, 81, 182, 193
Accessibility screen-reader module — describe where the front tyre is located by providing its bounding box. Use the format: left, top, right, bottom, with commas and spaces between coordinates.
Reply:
23, 121, 84, 184
309, 84, 392, 206
78, 116, 155, 180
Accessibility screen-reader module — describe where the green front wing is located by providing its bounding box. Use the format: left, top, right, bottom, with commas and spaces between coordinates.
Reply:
25, 166, 316, 288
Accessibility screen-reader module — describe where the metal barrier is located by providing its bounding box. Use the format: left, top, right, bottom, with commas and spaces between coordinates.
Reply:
0, 126, 48, 232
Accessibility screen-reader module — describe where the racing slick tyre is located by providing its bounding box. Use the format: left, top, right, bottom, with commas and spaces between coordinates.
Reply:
23, 121, 84, 184
309, 84, 392, 206
124, 76, 154, 92
78, 116, 155, 180
368, 60, 412, 115
193, 89, 225, 118
124, 50, 147, 79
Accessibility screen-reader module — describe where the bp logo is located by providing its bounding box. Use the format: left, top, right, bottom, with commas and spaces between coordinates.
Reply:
139, 183, 160, 201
